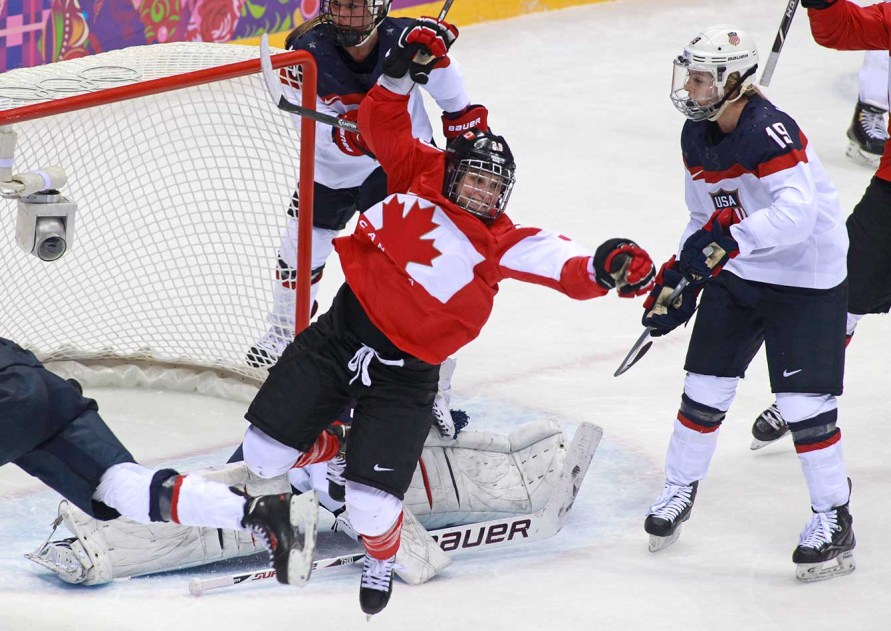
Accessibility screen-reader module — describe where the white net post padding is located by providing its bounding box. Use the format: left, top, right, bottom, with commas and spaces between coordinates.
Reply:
0, 43, 316, 394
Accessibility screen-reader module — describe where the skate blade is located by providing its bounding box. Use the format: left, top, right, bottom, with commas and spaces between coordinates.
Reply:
287, 492, 319, 587
846, 142, 882, 168
795, 550, 856, 583
648, 524, 682, 553
749, 430, 791, 451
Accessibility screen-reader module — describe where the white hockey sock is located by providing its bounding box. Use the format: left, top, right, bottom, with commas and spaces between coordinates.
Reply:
243, 425, 302, 479
172, 475, 246, 531
846, 313, 863, 337
93, 462, 155, 523
797, 441, 850, 512
345, 480, 403, 537
665, 419, 720, 486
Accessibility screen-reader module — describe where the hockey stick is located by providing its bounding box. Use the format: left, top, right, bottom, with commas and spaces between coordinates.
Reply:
760, 0, 800, 87
613, 279, 690, 377
188, 552, 365, 596
259, 0, 458, 132
614, 245, 717, 377
187, 422, 602, 595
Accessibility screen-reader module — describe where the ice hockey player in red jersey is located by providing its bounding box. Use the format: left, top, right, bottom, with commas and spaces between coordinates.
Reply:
752, 0, 891, 448
238, 16, 656, 617
641, 25, 855, 583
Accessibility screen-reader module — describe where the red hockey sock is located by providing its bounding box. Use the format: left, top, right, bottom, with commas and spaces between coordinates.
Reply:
293, 430, 339, 468
361, 512, 404, 560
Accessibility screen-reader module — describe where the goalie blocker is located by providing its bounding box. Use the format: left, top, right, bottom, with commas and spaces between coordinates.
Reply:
29, 419, 580, 587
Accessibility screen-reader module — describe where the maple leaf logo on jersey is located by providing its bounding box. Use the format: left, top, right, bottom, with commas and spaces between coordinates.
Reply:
373, 197, 442, 268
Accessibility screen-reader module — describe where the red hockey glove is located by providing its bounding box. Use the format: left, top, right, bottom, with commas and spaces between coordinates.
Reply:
679, 208, 741, 285
442, 104, 489, 143
592, 238, 656, 297
642, 256, 699, 337
383, 17, 459, 84
331, 109, 371, 157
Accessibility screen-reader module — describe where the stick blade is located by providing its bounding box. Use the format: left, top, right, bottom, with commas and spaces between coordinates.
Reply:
614, 329, 654, 377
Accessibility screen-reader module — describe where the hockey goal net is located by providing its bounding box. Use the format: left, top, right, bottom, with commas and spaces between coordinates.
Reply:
0, 43, 317, 394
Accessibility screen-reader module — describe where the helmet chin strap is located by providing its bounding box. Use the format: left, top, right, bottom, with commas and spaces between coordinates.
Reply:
706, 65, 758, 121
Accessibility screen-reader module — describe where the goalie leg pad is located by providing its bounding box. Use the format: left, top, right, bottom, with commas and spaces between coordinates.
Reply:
406, 420, 566, 530
26, 501, 113, 585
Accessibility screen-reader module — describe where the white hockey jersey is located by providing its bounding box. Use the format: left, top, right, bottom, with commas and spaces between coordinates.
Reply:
287, 18, 470, 190
679, 95, 848, 290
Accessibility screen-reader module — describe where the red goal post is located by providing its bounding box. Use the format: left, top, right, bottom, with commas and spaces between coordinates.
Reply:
0, 43, 318, 394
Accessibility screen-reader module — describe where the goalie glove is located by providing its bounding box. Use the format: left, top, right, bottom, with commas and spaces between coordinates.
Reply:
679, 208, 741, 285
382, 17, 459, 85
592, 238, 656, 297
442, 105, 490, 146
641, 256, 699, 337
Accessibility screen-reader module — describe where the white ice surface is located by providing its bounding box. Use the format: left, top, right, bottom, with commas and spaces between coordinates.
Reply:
2, 1, 891, 628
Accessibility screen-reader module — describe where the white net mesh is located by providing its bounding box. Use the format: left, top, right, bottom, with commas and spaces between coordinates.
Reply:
0, 43, 310, 387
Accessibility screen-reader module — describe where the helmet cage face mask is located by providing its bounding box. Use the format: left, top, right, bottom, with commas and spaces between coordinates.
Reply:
319, 0, 391, 47
670, 26, 759, 122
445, 159, 516, 222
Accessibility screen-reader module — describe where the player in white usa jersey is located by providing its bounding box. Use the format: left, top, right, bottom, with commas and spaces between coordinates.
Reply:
641, 25, 855, 583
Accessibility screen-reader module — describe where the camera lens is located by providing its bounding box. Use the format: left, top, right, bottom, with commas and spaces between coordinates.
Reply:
34, 216, 67, 261
37, 235, 66, 261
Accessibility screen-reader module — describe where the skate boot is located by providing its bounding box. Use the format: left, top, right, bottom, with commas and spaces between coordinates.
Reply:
246, 327, 292, 368
326, 456, 346, 503
794, 502, 856, 582
750, 402, 790, 450
644, 481, 698, 552
241, 491, 319, 586
359, 553, 396, 617
846, 100, 889, 167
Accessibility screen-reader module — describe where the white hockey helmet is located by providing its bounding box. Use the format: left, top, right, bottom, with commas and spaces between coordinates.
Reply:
670, 25, 759, 121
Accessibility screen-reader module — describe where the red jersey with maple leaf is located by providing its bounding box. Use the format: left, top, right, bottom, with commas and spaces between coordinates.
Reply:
333, 84, 608, 365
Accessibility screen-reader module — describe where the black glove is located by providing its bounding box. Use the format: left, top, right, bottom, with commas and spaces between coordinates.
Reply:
382, 17, 459, 84
801, 0, 837, 8
592, 238, 656, 297
678, 211, 740, 286
641, 257, 698, 337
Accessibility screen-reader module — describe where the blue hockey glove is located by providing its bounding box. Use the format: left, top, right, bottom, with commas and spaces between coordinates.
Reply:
642, 257, 699, 337
679, 211, 740, 285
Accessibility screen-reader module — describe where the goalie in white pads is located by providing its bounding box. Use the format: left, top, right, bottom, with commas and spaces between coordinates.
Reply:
31, 420, 567, 587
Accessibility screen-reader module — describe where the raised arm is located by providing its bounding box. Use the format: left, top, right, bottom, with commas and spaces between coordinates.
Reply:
806, 0, 891, 51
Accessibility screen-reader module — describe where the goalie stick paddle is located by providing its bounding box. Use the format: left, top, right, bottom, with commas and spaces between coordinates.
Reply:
260, 0, 457, 130
760, 0, 800, 87
187, 422, 603, 596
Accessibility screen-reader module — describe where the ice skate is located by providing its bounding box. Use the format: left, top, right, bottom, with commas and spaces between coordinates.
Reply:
245, 327, 292, 368
750, 402, 789, 450
241, 491, 318, 586
794, 502, 856, 583
359, 553, 396, 618
846, 100, 888, 168
644, 481, 698, 552
326, 456, 346, 503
